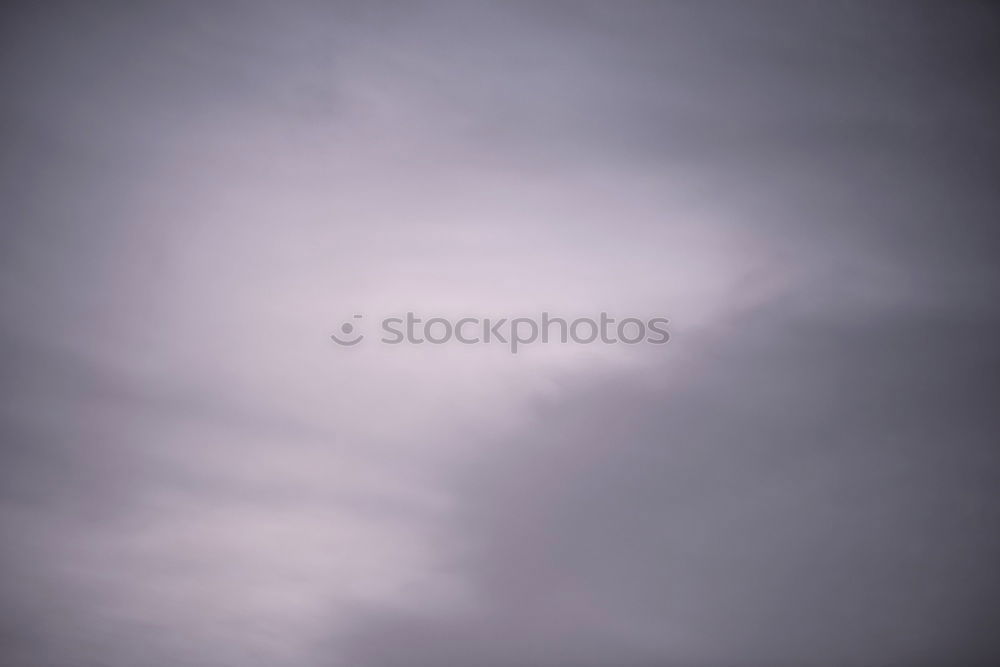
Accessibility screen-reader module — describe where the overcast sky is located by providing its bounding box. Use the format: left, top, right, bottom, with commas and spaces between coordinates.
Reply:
2, 2, 999, 666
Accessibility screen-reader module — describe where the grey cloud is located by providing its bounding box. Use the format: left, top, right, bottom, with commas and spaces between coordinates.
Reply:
341, 298, 1000, 666
2, 2, 999, 666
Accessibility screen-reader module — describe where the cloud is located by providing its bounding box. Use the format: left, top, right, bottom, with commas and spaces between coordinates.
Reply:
1, 1, 999, 665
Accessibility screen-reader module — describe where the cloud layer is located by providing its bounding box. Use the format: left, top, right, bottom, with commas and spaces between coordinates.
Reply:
2, 2, 999, 665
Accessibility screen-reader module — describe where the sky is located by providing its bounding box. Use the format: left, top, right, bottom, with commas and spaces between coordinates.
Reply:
1, 2, 1000, 665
